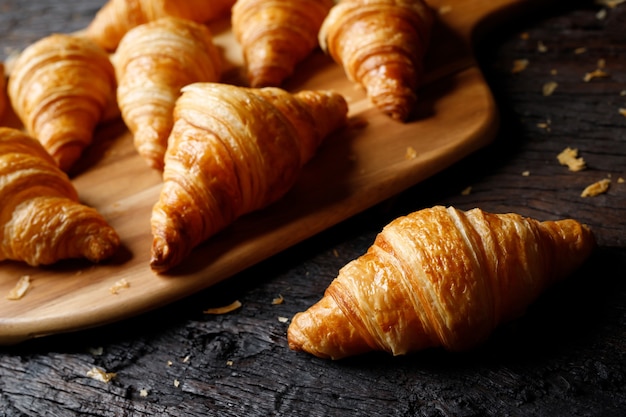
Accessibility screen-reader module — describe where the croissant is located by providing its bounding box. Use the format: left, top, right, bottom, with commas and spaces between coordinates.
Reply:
287, 206, 596, 359
113, 17, 222, 170
0, 127, 120, 266
150, 82, 348, 272
231, 0, 334, 87
7, 34, 116, 172
86, 0, 237, 52
318, 0, 434, 122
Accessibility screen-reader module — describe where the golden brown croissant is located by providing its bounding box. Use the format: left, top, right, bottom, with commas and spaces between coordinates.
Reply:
231, 0, 334, 87
288, 206, 596, 359
86, 0, 237, 52
7, 34, 116, 172
318, 0, 434, 121
150, 82, 348, 272
0, 127, 120, 266
113, 17, 222, 170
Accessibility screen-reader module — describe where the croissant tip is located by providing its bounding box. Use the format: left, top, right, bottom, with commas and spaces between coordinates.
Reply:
150, 237, 178, 273
83, 232, 120, 263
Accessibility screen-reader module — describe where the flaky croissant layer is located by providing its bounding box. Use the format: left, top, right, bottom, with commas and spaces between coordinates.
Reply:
86, 0, 237, 51
150, 82, 348, 272
114, 16, 222, 170
7, 33, 116, 172
0, 128, 120, 266
287, 206, 595, 359
232, 0, 334, 87
319, 0, 434, 121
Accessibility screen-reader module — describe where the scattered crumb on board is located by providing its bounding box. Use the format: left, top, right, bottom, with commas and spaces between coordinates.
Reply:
581, 178, 611, 197
6, 275, 31, 300
86, 367, 117, 383
203, 300, 242, 314
557, 147, 587, 172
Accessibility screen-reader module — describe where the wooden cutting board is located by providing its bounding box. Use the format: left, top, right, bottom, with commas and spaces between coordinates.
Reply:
0, 0, 540, 344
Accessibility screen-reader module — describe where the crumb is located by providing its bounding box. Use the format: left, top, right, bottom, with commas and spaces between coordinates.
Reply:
557, 147, 586, 172
537, 40, 548, 53
271, 294, 284, 305
88, 347, 104, 356
203, 300, 242, 314
543, 81, 558, 96
438, 5, 452, 14
617, 177, 625, 183
537, 120, 551, 131
226, 360, 234, 366
182, 355, 191, 363
596, 9, 607, 19
574, 47, 587, 54
109, 278, 130, 295
86, 367, 116, 383
581, 178, 611, 197
139, 389, 149, 397
619, 108, 626, 117
278, 316, 289, 323
6, 275, 31, 300
167, 360, 173, 367
511, 59, 529, 74
461, 186, 472, 196
333, 249, 339, 257
550, 68, 558, 75
405, 146, 417, 160
174, 379, 180, 388
522, 171, 530, 176
520, 32, 530, 40
620, 90, 626, 96
583, 68, 610, 82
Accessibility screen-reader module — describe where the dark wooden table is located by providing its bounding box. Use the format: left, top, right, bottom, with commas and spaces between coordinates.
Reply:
1, 1, 625, 416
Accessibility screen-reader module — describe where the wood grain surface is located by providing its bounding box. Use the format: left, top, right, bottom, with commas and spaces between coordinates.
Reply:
1, 1, 625, 416
0, 0, 536, 344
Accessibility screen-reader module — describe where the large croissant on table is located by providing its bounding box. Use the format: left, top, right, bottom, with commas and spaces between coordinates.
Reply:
318, 0, 434, 122
287, 206, 596, 359
86, 0, 237, 52
0, 128, 120, 266
113, 17, 222, 170
150, 82, 348, 273
231, 0, 334, 87
7, 34, 116, 172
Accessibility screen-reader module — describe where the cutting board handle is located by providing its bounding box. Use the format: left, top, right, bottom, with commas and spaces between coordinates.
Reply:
427, 0, 546, 45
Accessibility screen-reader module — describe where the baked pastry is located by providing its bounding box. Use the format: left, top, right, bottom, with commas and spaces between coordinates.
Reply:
86, 0, 237, 51
287, 206, 595, 359
318, 0, 434, 121
0, 127, 120, 266
150, 82, 348, 272
231, 0, 334, 87
7, 34, 116, 172
113, 17, 222, 170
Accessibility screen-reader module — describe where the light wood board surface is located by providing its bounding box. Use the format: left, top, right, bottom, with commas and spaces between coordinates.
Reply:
0, 0, 538, 344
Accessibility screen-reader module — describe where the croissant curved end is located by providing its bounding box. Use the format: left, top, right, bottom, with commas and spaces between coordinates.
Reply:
82, 231, 121, 263
150, 234, 188, 273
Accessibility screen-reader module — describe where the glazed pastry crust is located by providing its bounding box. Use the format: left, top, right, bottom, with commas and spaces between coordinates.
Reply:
0, 128, 120, 266
232, 0, 334, 87
113, 17, 222, 170
150, 82, 348, 272
86, 0, 237, 51
319, 0, 434, 121
7, 34, 116, 172
288, 206, 596, 359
